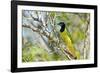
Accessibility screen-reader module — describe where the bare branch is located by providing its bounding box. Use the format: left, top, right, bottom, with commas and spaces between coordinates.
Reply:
30, 13, 42, 23
22, 25, 39, 32
22, 24, 50, 39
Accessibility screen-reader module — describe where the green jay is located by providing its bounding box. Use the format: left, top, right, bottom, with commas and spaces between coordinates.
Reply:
57, 22, 80, 59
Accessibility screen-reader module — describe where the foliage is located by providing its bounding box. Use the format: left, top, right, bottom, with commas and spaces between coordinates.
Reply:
22, 42, 67, 62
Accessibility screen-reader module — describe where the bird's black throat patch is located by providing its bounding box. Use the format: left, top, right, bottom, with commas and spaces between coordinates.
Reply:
60, 23, 65, 32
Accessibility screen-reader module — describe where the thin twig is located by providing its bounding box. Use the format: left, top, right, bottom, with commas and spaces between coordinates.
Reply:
30, 13, 42, 23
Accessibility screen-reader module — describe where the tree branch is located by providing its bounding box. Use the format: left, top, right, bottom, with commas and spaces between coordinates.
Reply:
22, 25, 39, 32
30, 13, 42, 23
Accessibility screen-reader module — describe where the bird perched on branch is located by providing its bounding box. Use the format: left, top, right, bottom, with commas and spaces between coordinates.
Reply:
57, 22, 80, 59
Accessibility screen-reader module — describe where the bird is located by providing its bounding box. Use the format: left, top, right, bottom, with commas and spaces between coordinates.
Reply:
57, 22, 80, 59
